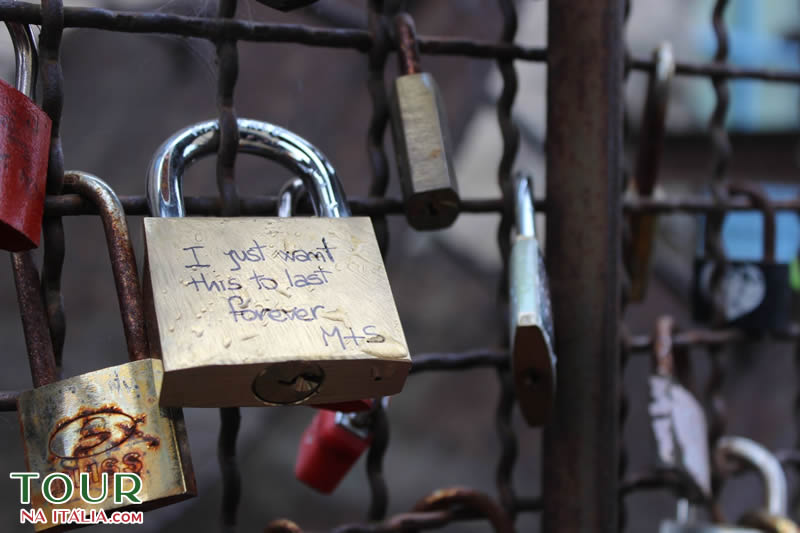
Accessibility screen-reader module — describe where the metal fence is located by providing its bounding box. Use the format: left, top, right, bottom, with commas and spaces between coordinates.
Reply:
1, 0, 799, 531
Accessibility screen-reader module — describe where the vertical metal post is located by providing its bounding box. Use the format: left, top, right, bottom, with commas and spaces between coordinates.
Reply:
543, 0, 623, 532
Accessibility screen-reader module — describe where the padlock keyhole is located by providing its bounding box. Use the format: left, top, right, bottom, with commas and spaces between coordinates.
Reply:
523, 369, 541, 387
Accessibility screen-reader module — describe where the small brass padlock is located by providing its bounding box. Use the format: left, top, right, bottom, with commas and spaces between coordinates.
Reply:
389, 13, 460, 230
143, 119, 411, 408
0, 23, 52, 251
509, 171, 556, 426
16, 172, 195, 530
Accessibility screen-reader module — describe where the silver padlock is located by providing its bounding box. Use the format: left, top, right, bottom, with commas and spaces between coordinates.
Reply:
509, 171, 556, 426
660, 436, 798, 532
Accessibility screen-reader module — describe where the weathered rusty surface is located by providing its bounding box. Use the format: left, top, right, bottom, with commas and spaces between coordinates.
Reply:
543, 0, 623, 532
412, 487, 515, 533
394, 14, 421, 76
62, 171, 148, 362
11, 250, 58, 387
17, 359, 196, 529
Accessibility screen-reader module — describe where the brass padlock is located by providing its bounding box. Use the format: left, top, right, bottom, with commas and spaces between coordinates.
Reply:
143, 119, 411, 408
16, 171, 195, 530
509, 171, 556, 426
627, 42, 674, 301
389, 13, 460, 230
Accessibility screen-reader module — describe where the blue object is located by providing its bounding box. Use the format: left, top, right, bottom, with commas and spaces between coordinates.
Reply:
696, 184, 800, 263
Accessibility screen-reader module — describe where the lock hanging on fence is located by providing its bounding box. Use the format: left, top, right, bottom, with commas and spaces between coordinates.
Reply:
16, 172, 196, 530
662, 437, 799, 532
647, 316, 711, 504
294, 399, 385, 494
389, 13, 460, 231
509, 171, 556, 426
143, 119, 411, 408
0, 23, 52, 251
692, 182, 791, 332
626, 42, 674, 302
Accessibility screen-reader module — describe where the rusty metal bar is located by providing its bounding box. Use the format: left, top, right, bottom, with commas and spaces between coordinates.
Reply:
11, 251, 58, 388
62, 171, 149, 363
543, 0, 623, 532
0, 2, 797, 83
45, 193, 800, 218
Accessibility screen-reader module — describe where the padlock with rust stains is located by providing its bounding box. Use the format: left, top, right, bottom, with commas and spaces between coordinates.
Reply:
0, 23, 52, 251
16, 172, 196, 530
389, 13, 460, 230
509, 171, 556, 426
143, 119, 411, 408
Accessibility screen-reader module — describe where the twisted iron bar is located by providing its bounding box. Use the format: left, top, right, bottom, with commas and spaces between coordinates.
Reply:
704, 0, 732, 518
0, 3, 797, 81
37, 191, 800, 217
38, 0, 66, 374
214, 2, 243, 530
494, 0, 521, 520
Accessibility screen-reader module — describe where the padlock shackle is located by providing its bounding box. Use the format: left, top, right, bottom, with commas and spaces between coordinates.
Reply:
11, 251, 58, 388
394, 13, 422, 76
514, 171, 537, 238
278, 177, 306, 218
634, 41, 673, 198
147, 119, 350, 219
716, 436, 787, 517
727, 181, 776, 264
63, 171, 149, 362
4, 22, 36, 98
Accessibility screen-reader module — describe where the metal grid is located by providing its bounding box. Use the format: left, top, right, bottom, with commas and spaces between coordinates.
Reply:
0, 0, 798, 531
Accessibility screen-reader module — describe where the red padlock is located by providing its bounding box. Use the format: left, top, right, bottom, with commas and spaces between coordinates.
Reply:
0, 23, 52, 251
295, 409, 373, 493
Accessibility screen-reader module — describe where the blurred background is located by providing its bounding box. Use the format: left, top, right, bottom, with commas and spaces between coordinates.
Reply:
0, 0, 799, 531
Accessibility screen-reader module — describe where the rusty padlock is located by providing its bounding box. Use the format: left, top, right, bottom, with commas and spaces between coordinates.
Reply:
693, 182, 791, 332
16, 172, 196, 530
627, 42, 674, 301
389, 13, 460, 230
509, 171, 556, 426
143, 119, 411, 408
0, 22, 52, 251
648, 316, 711, 503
